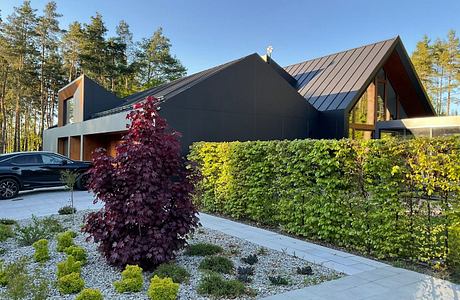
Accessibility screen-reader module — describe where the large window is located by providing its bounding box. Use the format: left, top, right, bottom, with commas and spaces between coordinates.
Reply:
348, 69, 404, 139
63, 97, 74, 125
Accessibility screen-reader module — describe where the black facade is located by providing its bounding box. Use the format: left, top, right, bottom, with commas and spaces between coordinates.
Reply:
158, 54, 317, 152
44, 36, 437, 158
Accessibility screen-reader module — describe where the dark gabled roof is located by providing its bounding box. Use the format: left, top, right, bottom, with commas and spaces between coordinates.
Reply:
284, 37, 398, 112
92, 55, 250, 118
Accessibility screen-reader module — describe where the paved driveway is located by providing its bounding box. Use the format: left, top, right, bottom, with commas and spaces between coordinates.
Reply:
0, 187, 101, 220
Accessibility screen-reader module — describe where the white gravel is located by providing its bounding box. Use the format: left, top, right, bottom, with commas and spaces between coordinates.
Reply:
0, 210, 343, 299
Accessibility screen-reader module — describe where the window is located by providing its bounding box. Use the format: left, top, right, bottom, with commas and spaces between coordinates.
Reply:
41, 154, 72, 165
348, 68, 405, 140
63, 97, 74, 125
376, 81, 386, 122
9, 154, 43, 165
349, 90, 373, 125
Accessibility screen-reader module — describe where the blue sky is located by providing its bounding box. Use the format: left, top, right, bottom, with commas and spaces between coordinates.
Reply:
1, 0, 459, 74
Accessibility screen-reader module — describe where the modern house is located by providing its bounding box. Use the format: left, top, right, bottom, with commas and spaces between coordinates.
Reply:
44, 36, 454, 160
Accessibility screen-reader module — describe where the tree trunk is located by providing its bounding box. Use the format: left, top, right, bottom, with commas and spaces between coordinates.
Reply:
39, 43, 46, 149
13, 95, 20, 152
447, 75, 451, 116
0, 68, 8, 153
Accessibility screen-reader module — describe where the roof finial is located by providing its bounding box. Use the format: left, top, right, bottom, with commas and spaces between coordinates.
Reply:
266, 45, 273, 58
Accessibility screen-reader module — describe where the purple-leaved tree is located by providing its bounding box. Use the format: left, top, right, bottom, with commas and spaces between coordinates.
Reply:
83, 96, 199, 270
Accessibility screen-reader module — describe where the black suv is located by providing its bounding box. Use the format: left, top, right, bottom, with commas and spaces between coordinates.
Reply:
0, 151, 91, 199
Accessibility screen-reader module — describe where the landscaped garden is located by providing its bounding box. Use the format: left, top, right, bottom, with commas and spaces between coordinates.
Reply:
0, 211, 342, 299
0, 96, 345, 299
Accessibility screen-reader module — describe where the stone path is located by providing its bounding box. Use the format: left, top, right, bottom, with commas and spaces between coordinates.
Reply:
1, 189, 459, 299
200, 213, 460, 300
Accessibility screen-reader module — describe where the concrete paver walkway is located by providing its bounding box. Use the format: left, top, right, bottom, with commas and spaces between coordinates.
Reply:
200, 213, 460, 300
1, 189, 459, 299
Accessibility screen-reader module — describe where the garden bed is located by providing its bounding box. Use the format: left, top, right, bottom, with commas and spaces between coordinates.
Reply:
0, 210, 343, 299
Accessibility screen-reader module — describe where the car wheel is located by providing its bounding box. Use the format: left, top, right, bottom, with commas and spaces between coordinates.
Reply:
75, 174, 89, 191
0, 178, 19, 199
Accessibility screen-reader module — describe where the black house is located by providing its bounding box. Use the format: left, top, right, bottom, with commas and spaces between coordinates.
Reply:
44, 37, 437, 160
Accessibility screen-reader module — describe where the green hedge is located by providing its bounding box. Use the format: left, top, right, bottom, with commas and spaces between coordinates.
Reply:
188, 137, 460, 270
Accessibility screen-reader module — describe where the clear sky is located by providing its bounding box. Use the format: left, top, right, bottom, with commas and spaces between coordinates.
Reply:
1, 0, 459, 74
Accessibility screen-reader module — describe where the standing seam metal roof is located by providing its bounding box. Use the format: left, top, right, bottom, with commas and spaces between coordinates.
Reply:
91, 55, 249, 118
284, 37, 398, 111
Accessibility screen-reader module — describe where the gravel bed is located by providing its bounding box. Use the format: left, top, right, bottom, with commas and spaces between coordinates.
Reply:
0, 210, 343, 299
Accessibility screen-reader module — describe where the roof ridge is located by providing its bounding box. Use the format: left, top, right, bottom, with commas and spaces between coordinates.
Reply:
284, 36, 398, 69
92, 54, 256, 118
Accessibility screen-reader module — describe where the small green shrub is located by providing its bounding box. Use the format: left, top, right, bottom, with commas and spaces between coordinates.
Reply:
241, 254, 258, 265
268, 275, 290, 285
0, 224, 14, 241
57, 231, 75, 252
15, 216, 64, 246
32, 239, 50, 262
58, 206, 77, 215
199, 256, 234, 274
75, 288, 103, 300
147, 275, 179, 300
185, 243, 223, 256
57, 256, 82, 278
152, 263, 189, 283
57, 272, 84, 294
197, 272, 246, 298
0, 219, 17, 226
0, 248, 5, 255
114, 265, 143, 293
65, 245, 87, 264
296, 266, 313, 275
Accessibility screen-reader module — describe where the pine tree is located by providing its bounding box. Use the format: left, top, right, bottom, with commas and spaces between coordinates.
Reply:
80, 13, 108, 86
0, 2, 188, 152
412, 35, 433, 93
136, 28, 186, 89
37, 1, 62, 147
1, 0, 40, 151
62, 21, 83, 81
115, 20, 136, 96
444, 30, 460, 115
412, 31, 460, 116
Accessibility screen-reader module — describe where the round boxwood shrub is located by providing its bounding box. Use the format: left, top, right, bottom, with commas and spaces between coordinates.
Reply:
113, 265, 143, 293
75, 288, 103, 300
83, 96, 198, 270
65, 246, 87, 264
32, 239, 50, 262
147, 275, 179, 300
57, 272, 84, 294
57, 255, 82, 279
57, 231, 75, 252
